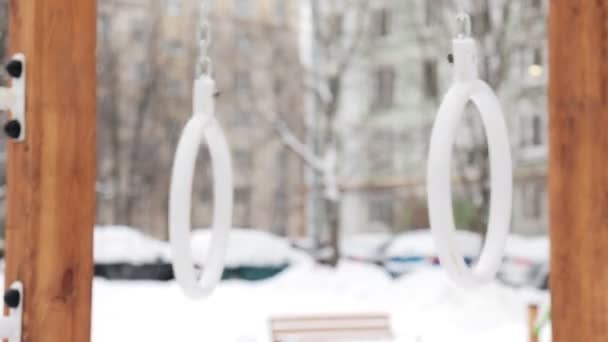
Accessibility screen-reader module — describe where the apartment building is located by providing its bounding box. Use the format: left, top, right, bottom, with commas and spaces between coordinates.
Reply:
315, 0, 550, 235
203, 0, 306, 237
96, 0, 306, 239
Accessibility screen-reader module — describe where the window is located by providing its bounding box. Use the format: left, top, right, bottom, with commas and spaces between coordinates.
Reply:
422, 59, 439, 98
372, 66, 396, 110
164, 39, 183, 55
271, 150, 289, 233
234, 0, 253, 18
233, 150, 253, 170
130, 63, 148, 82
367, 130, 395, 173
198, 150, 213, 203
368, 191, 395, 228
165, 0, 182, 16
234, 187, 252, 226
235, 31, 253, 53
98, 15, 110, 39
524, 47, 545, 78
520, 115, 530, 147
273, 47, 285, 62
235, 71, 252, 93
532, 115, 543, 146
371, 8, 391, 37
274, 0, 287, 25
523, 182, 545, 220
329, 14, 344, 38
424, 1, 438, 26
232, 110, 252, 126
521, 114, 545, 147
165, 79, 182, 96
130, 18, 145, 41
274, 78, 284, 96
533, 48, 543, 65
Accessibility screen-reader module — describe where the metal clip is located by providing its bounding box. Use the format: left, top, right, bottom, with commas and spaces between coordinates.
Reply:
0, 53, 26, 142
0, 282, 24, 342
456, 12, 472, 38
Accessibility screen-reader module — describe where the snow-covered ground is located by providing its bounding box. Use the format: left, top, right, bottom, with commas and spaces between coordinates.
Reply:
62, 227, 553, 341
90, 261, 548, 342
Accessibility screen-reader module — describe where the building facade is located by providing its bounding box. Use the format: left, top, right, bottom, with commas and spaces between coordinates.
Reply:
96, 0, 306, 239
97, 0, 201, 238
199, 0, 307, 237
321, 0, 550, 236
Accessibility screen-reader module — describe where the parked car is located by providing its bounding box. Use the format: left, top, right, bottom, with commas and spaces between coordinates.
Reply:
94, 226, 312, 282
381, 229, 481, 278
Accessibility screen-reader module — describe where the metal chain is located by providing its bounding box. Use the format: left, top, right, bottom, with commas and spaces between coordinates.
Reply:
454, 0, 471, 37
197, 2, 213, 77
456, 12, 472, 37
455, 0, 466, 14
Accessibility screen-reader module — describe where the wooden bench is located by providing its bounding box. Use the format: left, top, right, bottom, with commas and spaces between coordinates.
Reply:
270, 314, 394, 342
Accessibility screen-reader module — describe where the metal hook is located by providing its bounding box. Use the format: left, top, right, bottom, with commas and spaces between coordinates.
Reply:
197, 57, 213, 77
456, 12, 472, 38
196, 1, 213, 79
199, 22, 212, 46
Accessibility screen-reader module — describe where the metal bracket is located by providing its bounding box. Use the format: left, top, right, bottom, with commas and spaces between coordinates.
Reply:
0, 53, 26, 142
452, 37, 479, 83
0, 282, 24, 342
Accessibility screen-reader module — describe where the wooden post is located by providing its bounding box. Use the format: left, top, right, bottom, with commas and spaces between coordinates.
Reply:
528, 304, 539, 342
549, 1, 608, 342
5, 1, 97, 342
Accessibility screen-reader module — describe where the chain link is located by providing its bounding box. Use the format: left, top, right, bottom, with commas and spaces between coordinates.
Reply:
456, 12, 471, 38
455, 0, 466, 14
197, 2, 213, 76
453, 0, 471, 38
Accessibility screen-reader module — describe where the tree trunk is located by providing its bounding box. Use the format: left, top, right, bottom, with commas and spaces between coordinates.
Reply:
325, 198, 340, 267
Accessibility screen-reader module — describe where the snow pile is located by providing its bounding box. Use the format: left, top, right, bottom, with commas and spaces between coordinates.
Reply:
94, 226, 312, 269
94, 226, 170, 265
190, 228, 313, 268
389, 269, 528, 342
504, 235, 550, 262
86, 261, 539, 342
341, 232, 392, 261
382, 229, 481, 276
499, 235, 550, 288
384, 229, 482, 258
89, 226, 549, 341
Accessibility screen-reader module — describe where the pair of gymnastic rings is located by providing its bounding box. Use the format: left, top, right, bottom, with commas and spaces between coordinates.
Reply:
168, 13, 512, 299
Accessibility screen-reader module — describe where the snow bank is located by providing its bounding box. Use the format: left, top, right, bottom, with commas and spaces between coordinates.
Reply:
498, 235, 550, 287
94, 226, 312, 268
383, 230, 549, 263
190, 228, 313, 268
94, 226, 170, 265
384, 229, 482, 258
86, 261, 539, 342
504, 235, 550, 262
389, 269, 528, 342
341, 232, 392, 260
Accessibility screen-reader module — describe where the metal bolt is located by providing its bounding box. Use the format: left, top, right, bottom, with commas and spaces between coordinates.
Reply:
4, 120, 21, 139
5, 59, 23, 78
3, 289, 20, 308
447, 53, 454, 64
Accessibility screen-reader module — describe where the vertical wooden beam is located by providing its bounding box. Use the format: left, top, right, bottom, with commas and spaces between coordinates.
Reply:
549, 1, 608, 342
5, 1, 97, 342
528, 304, 539, 342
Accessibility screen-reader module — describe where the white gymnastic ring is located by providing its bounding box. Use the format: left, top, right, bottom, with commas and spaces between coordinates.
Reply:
427, 79, 512, 287
169, 115, 233, 299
